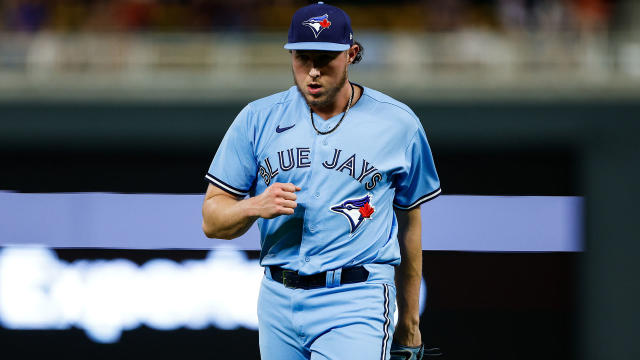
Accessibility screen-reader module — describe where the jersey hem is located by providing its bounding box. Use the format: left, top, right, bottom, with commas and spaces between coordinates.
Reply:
393, 187, 441, 210
205, 173, 249, 197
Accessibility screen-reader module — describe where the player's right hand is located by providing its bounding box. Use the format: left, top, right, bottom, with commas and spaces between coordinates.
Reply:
253, 182, 301, 219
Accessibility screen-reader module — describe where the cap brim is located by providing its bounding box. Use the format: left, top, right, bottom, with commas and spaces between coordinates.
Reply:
284, 42, 350, 51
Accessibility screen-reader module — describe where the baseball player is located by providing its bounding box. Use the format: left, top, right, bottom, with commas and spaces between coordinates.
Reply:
202, 2, 440, 359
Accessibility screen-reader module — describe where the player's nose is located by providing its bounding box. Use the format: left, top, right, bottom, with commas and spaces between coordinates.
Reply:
309, 67, 320, 78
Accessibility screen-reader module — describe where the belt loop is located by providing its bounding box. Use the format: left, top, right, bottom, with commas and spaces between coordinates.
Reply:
332, 268, 342, 287
325, 270, 335, 288
265, 266, 272, 280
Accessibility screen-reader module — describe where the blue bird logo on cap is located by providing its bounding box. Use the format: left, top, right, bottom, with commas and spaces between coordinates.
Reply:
302, 14, 332, 38
330, 194, 375, 234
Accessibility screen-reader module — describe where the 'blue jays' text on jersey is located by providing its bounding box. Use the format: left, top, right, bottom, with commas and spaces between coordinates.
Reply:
206, 85, 440, 275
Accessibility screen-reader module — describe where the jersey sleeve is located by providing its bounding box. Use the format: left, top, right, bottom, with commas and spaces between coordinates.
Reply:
205, 105, 257, 197
393, 127, 441, 210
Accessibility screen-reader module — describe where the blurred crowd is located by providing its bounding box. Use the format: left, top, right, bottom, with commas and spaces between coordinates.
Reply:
0, 0, 622, 34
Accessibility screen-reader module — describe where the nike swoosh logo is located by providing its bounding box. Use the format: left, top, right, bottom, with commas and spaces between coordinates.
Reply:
276, 124, 295, 133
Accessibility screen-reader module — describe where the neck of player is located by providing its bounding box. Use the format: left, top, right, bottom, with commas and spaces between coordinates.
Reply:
312, 81, 360, 121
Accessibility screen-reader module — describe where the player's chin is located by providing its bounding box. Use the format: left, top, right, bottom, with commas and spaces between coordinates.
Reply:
305, 91, 325, 103
307, 92, 324, 100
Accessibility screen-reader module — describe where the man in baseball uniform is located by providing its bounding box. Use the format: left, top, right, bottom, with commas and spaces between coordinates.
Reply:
202, 2, 441, 359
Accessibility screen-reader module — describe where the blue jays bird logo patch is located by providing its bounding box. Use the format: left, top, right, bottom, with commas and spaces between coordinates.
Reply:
302, 14, 332, 38
330, 194, 375, 234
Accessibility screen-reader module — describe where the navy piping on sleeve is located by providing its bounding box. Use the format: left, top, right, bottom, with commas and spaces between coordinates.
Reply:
205, 173, 249, 197
393, 187, 441, 210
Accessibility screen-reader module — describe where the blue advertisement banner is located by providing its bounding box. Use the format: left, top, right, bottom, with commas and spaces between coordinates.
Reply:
0, 192, 582, 251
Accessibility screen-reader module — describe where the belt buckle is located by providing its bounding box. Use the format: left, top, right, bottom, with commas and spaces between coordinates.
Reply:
282, 270, 298, 289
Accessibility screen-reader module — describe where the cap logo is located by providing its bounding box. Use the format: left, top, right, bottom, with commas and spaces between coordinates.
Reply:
302, 14, 332, 38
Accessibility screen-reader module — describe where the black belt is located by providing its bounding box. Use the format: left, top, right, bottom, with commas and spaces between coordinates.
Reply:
269, 266, 369, 290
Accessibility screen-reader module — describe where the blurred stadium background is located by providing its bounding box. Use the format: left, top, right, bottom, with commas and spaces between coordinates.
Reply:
1, 0, 640, 100
0, 1, 639, 359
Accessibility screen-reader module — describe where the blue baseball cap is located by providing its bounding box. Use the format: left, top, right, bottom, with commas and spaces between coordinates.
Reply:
284, 2, 354, 52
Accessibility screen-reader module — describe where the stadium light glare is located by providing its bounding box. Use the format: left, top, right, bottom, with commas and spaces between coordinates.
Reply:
0, 246, 424, 343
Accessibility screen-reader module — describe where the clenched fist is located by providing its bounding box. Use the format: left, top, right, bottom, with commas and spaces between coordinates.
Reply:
253, 182, 301, 219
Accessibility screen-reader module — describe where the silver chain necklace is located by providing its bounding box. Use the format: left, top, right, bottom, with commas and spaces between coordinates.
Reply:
310, 82, 354, 135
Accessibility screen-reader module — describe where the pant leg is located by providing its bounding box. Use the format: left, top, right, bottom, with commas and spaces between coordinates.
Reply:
308, 283, 396, 360
258, 276, 310, 360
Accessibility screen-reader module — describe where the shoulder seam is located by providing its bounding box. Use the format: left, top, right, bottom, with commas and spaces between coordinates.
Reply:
362, 92, 420, 122
249, 88, 295, 110
275, 91, 293, 105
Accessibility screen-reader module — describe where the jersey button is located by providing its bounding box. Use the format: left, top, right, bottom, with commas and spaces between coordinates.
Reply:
304, 256, 310, 262
322, 139, 328, 146
309, 225, 315, 232
314, 192, 320, 198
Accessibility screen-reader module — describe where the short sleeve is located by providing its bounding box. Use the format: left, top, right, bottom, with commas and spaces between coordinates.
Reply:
205, 105, 257, 197
393, 127, 441, 210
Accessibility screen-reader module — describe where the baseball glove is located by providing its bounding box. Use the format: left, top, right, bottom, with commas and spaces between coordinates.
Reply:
390, 342, 443, 360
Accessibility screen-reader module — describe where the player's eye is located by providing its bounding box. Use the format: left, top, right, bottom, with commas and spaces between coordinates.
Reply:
296, 54, 310, 62
318, 56, 332, 65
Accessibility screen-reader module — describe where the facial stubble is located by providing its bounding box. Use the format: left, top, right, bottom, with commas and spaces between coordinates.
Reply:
293, 66, 348, 111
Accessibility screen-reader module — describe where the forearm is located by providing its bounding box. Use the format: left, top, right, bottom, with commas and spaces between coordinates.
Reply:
202, 182, 300, 240
394, 208, 423, 346
396, 222, 422, 326
202, 195, 259, 240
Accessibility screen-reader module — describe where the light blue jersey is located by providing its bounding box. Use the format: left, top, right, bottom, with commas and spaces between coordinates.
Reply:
206, 85, 440, 275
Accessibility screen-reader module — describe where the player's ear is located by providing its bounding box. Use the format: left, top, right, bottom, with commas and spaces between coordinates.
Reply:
350, 42, 363, 64
347, 44, 360, 64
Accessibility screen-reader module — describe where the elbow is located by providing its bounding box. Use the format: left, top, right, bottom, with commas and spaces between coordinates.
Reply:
202, 221, 235, 240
